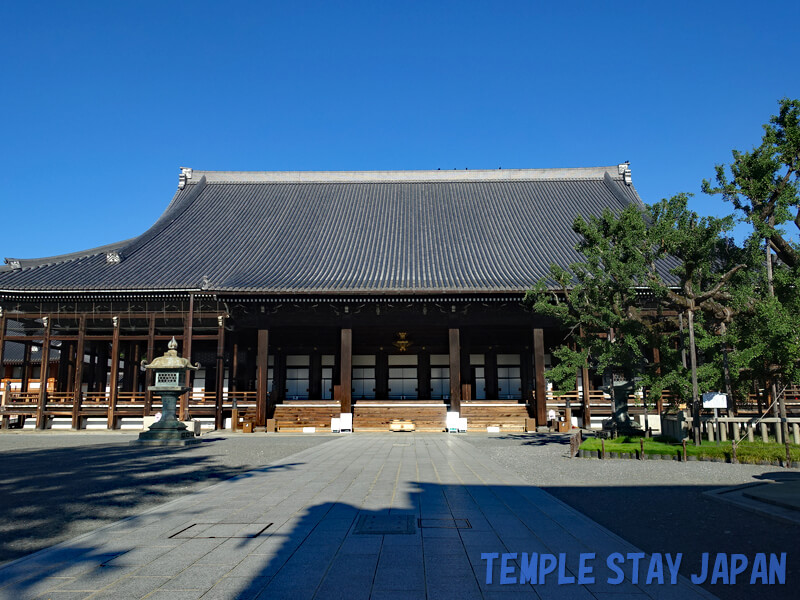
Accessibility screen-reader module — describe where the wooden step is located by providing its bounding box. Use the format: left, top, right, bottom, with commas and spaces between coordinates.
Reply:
274, 401, 341, 431
354, 402, 447, 431
460, 402, 528, 431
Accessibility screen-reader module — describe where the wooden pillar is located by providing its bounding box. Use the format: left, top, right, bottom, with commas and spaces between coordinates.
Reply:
63, 342, 75, 393
231, 342, 239, 392
418, 349, 431, 400
0, 314, 6, 429
309, 351, 322, 399
106, 318, 120, 429
215, 318, 226, 430
533, 328, 547, 427
181, 296, 194, 421
340, 328, 352, 413
132, 343, 141, 393
375, 347, 388, 399
97, 343, 109, 392
21, 341, 31, 393
485, 350, 498, 400
56, 342, 70, 392
143, 315, 155, 415
85, 345, 96, 392
36, 317, 52, 429
448, 328, 461, 413
0, 314, 5, 375
257, 329, 269, 426
71, 316, 86, 429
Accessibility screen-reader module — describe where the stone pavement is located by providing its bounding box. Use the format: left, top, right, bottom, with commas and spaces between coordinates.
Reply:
0, 435, 716, 599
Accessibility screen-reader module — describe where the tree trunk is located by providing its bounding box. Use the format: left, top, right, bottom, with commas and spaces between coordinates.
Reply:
720, 322, 734, 414
766, 235, 791, 465
687, 308, 701, 446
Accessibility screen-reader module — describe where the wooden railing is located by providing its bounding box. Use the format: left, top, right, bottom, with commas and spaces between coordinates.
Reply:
188, 392, 217, 406
546, 390, 609, 408
82, 392, 110, 405
7, 391, 39, 405
224, 391, 257, 406
46, 392, 74, 404
117, 392, 146, 405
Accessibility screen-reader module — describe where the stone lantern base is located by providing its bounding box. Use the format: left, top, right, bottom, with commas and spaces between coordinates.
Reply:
131, 388, 201, 446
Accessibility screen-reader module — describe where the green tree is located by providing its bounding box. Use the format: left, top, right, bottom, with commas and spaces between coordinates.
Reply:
526, 203, 676, 432
703, 98, 800, 462
527, 195, 747, 444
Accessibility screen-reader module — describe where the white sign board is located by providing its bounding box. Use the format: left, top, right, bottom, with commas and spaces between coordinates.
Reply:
702, 392, 727, 409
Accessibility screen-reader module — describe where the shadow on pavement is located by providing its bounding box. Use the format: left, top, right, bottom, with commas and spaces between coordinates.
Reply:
0, 440, 295, 563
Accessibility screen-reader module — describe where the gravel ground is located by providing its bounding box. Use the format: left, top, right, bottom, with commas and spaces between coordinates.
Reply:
0, 431, 338, 565
464, 432, 800, 600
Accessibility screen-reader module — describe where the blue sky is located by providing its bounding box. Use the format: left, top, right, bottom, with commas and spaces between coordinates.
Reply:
1, 1, 798, 259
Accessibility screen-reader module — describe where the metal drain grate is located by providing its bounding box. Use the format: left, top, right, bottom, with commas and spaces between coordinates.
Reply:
169, 523, 273, 539
354, 514, 416, 535
418, 518, 472, 529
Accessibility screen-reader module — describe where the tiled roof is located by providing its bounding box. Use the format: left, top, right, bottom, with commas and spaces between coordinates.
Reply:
0, 166, 648, 294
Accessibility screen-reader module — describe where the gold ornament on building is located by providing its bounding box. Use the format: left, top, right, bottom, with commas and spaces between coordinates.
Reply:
392, 332, 413, 352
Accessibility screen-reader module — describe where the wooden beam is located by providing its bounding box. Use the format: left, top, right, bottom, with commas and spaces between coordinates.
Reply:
533, 328, 547, 428
180, 295, 194, 421
257, 329, 269, 426
71, 316, 86, 429
107, 318, 121, 429
36, 317, 52, 429
143, 315, 155, 415
340, 328, 352, 413
215, 319, 226, 430
449, 328, 461, 413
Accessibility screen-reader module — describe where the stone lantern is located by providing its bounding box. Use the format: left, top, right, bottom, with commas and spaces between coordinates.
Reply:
133, 337, 200, 445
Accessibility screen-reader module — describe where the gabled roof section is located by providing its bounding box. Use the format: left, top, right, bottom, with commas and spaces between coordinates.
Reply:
0, 165, 645, 294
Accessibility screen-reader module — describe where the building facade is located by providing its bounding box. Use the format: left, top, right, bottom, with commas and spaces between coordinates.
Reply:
0, 166, 639, 431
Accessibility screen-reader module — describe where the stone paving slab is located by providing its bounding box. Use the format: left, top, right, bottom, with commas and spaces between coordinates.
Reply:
0, 435, 717, 599
742, 479, 800, 511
